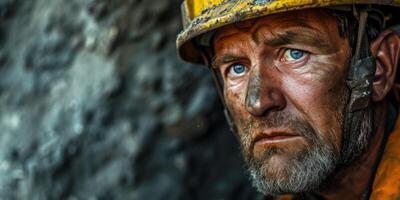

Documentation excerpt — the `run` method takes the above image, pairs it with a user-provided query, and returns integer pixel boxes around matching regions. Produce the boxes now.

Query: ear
[370,29,400,102]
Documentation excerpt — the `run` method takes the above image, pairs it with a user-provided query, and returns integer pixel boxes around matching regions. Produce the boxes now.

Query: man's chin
[250,151,304,182]
[245,145,337,196]
[250,145,306,174]
[262,155,293,175]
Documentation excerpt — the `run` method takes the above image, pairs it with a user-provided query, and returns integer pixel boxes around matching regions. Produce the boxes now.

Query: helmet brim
[177,0,400,64]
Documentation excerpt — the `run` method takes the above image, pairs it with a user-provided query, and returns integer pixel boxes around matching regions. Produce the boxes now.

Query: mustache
[240,111,320,141]
[236,111,328,161]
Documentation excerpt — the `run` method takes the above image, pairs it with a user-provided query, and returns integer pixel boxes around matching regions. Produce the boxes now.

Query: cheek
[224,83,248,126]
[282,56,348,146]
[297,82,345,146]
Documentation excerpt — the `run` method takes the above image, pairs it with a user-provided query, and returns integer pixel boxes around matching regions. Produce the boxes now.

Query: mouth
[253,129,302,147]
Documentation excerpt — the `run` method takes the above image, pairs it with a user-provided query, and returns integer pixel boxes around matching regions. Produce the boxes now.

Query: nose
[245,66,286,117]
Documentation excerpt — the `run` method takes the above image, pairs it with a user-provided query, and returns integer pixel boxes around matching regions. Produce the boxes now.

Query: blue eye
[229,64,246,75]
[290,50,304,59]
[283,49,305,61]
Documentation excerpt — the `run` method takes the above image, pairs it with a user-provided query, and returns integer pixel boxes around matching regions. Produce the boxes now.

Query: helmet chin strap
[342,7,377,164]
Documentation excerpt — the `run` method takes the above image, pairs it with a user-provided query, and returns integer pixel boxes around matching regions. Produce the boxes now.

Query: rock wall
[0,0,261,199]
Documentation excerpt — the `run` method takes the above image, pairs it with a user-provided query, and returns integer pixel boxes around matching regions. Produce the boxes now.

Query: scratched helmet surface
[177,0,400,64]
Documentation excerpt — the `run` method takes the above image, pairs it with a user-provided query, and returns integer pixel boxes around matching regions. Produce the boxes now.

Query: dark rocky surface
[0,0,262,199]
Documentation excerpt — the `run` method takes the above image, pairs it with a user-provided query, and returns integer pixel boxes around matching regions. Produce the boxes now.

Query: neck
[316,100,389,200]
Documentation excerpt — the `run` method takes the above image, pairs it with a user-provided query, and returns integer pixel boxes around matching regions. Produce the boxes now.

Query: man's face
[212,9,352,195]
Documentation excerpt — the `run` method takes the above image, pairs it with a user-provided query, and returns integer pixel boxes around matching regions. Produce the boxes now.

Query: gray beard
[245,132,337,195]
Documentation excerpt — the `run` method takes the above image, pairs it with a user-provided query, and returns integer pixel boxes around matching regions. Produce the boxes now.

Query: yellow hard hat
[177,0,400,64]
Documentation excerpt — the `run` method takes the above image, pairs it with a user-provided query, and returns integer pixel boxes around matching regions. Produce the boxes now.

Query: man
[176,1,400,199]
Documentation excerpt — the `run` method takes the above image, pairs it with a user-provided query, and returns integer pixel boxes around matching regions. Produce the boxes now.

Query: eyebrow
[211,54,247,69]
[254,29,331,51]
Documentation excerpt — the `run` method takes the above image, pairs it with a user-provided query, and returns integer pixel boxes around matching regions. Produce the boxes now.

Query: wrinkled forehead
[213,8,340,45]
